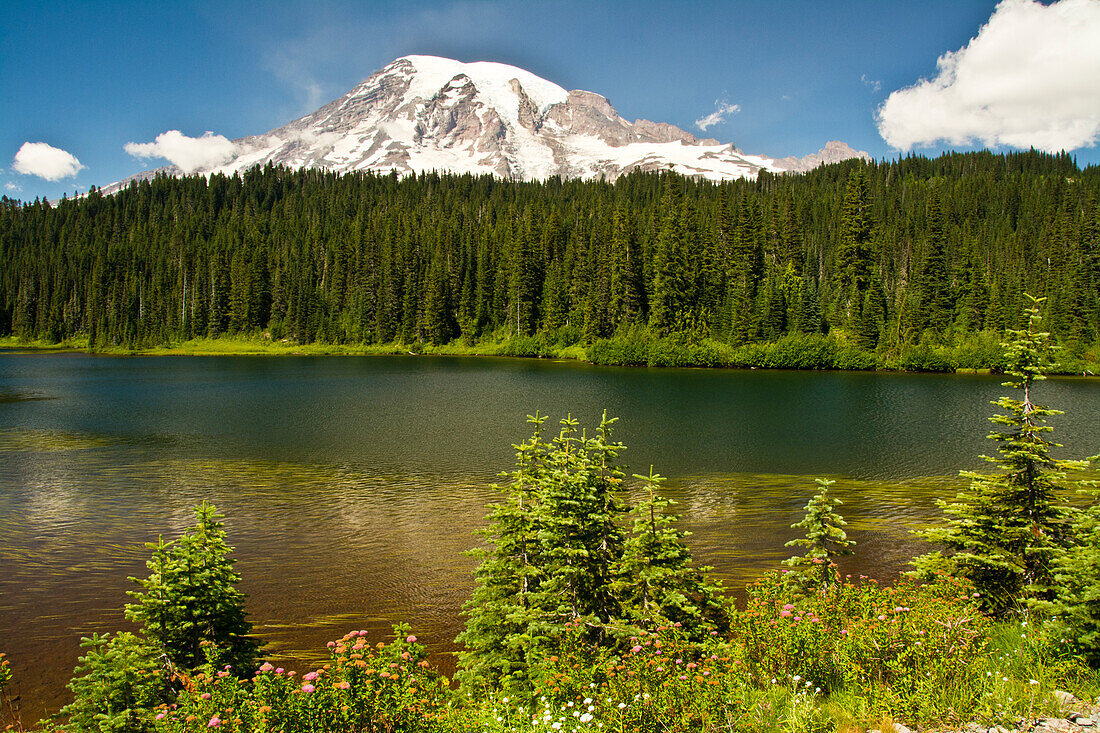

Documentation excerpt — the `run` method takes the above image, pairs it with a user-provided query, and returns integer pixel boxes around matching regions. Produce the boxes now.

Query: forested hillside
[1,151,1097,361]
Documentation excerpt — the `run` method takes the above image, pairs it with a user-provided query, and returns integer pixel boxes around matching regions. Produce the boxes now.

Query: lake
[2,353,1098,722]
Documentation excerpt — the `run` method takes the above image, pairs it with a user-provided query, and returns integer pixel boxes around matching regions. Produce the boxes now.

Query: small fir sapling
[125,501,260,673]
[783,478,855,590]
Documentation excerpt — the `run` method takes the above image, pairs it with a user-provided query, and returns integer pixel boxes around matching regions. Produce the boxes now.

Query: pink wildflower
[302,684,315,693]
[200,693,211,700]
[780,609,792,618]
[406,635,417,643]
[207,716,221,728]
[631,645,642,653]
[259,663,273,672]
[327,641,335,648]
[783,603,795,611]
[156,713,166,720]
[304,672,319,682]
[275,668,285,675]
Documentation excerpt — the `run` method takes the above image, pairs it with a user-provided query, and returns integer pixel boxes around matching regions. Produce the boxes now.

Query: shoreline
[2,335,1098,377]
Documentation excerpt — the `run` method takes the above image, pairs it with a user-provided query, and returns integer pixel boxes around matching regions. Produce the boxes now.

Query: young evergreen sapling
[783,478,855,590]
[125,501,259,673]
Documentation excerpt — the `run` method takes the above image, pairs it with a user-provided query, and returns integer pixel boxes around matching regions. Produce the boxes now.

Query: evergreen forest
[1,150,1098,370]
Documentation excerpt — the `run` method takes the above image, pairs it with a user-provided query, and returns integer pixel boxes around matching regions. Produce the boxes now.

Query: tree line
[1,149,1097,353]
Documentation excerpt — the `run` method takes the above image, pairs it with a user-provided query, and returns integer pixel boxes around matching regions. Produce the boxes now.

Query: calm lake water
[2,352,1098,721]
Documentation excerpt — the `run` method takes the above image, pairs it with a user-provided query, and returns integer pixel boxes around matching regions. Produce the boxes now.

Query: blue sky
[2,0,1098,201]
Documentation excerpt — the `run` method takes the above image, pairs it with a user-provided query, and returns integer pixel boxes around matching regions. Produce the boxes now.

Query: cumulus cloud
[5,182,22,192]
[12,142,85,180]
[124,130,238,173]
[695,101,741,131]
[876,0,1100,153]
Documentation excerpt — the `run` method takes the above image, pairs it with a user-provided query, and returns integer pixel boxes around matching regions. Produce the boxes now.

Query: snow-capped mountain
[108,55,870,190]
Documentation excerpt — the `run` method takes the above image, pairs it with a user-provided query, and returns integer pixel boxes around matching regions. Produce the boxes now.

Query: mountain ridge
[104,55,870,193]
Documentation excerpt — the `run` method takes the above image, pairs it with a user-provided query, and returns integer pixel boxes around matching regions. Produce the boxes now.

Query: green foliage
[457,413,723,694]
[738,572,991,722]
[783,479,855,590]
[615,467,727,635]
[55,632,166,733]
[126,502,260,673]
[1046,467,1100,663]
[913,296,1085,615]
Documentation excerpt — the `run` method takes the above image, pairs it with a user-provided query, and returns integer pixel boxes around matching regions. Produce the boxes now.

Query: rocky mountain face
[108,55,870,191]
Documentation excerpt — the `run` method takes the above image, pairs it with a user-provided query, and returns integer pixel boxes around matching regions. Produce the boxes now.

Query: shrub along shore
[2,328,1099,375]
[3,299,1100,733]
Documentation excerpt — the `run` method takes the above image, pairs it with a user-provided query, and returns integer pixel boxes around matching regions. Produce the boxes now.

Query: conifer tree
[913,295,1083,614]
[837,167,875,310]
[650,176,686,334]
[125,502,259,672]
[783,479,855,590]
[1045,456,1100,662]
[530,413,627,642]
[916,186,954,332]
[615,467,726,634]
[457,413,549,692]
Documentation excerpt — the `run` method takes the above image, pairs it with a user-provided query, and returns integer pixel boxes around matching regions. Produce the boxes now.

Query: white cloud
[860,74,881,93]
[695,101,741,131]
[12,142,85,181]
[124,130,238,174]
[876,0,1100,153]
[5,182,22,192]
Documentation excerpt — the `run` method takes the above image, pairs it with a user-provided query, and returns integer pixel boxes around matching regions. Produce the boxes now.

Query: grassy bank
[2,330,1098,375]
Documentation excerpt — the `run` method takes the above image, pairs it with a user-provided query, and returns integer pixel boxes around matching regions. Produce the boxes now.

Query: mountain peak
[107,56,870,192]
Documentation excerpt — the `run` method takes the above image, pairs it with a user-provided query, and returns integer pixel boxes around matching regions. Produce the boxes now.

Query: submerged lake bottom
[1,353,1098,722]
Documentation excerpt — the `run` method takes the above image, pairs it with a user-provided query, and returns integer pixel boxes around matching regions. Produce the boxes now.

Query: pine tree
[125,502,260,672]
[1045,461,1100,662]
[783,479,855,590]
[457,413,549,692]
[912,295,1083,614]
[615,467,726,635]
[650,176,687,334]
[916,186,954,332]
[58,632,166,733]
[837,167,875,303]
[530,413,627,643]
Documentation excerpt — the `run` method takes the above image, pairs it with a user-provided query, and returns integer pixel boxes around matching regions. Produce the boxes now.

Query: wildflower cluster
[738,571,990,719]
[152,625,447,733]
